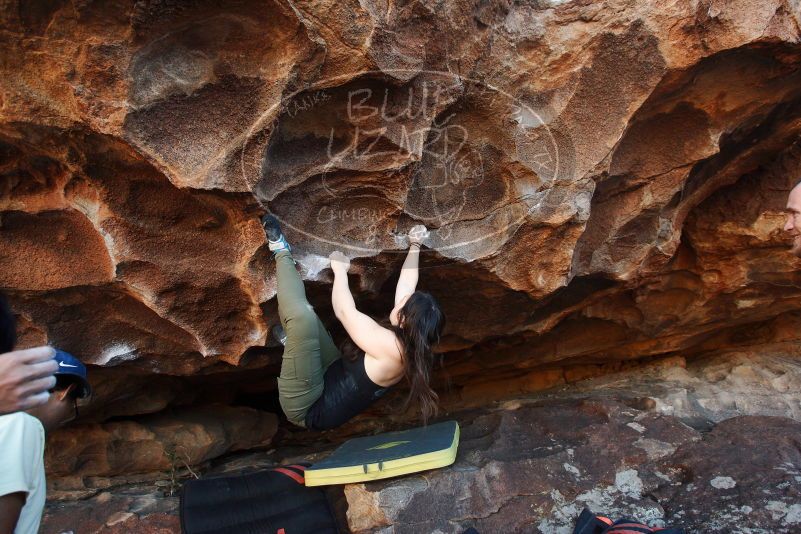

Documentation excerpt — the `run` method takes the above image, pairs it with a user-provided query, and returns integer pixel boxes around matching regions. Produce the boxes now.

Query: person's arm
[330,252,399,358]
[0,493,25,534]
[0,347,57,415]
[394,225,427,305]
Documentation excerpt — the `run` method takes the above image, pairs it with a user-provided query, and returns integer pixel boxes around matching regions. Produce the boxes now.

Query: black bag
[180,464,340,534]
[573,508,685,534]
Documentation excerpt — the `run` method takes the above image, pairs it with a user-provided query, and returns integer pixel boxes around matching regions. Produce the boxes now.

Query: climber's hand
[408,224,429,246]
[329,251,351,274]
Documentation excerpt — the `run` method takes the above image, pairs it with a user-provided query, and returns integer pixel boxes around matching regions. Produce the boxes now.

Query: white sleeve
[0,413,45,498]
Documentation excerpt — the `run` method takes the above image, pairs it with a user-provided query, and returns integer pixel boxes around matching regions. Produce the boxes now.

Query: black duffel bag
[180,464,340,534]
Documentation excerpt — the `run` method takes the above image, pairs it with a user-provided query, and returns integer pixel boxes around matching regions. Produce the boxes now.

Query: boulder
[45,405,278,479]
[0,0,800,485]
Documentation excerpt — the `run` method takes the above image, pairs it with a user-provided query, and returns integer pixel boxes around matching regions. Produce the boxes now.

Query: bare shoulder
[339,308,402,364]
[369,323,404,361]
[364,332,405,386]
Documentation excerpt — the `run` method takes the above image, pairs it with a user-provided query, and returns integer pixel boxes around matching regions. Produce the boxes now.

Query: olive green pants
[275,249,341,427]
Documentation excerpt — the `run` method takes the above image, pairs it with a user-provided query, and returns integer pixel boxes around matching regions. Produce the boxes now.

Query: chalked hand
[408,224,429,247]
[329,251,351,274]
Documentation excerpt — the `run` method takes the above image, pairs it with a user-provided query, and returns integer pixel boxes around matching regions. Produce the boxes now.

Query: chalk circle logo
[241,69,570,255]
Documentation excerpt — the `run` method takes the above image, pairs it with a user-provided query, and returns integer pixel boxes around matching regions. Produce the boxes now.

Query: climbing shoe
[261,214,291,252]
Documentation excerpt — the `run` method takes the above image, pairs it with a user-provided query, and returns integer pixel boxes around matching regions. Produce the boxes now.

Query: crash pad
[304,420,460,486]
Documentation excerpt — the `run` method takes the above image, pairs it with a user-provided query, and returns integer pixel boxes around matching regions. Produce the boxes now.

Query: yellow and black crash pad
[304,420,460,486]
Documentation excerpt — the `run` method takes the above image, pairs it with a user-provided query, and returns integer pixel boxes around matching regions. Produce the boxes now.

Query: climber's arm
[394,225,427,305]
[394,245,420,305]
[331,252,400,359]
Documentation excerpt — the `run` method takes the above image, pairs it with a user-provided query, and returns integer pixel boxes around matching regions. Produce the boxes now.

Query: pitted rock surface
[1,0,801,483]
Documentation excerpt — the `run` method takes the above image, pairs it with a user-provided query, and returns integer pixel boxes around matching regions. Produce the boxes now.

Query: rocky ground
[41,351,801,533]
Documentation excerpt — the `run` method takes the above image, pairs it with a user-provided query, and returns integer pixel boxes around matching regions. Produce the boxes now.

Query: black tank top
[304,350,389,431]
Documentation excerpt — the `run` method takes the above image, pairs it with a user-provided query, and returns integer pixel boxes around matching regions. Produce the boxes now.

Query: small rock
[784,504,801,525]
[563,463,581,477]
[627,422,647,433]
[615,469,643,499]
[710,476,737,489]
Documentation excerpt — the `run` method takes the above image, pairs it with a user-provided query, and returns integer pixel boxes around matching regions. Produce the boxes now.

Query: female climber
[261,214,446,431]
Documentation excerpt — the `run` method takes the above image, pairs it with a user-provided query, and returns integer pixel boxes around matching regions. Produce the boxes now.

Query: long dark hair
[390,291,446,423]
